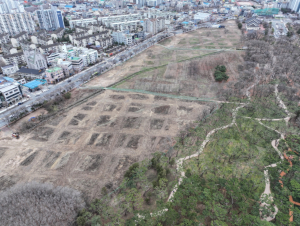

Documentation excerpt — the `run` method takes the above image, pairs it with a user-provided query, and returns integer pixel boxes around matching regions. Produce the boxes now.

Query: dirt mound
[110,95,125,100]
[88,133,100,145]
[153,105,170,115]
[52,152,71,170]
[129,94,149,100]
[150,119,164,130]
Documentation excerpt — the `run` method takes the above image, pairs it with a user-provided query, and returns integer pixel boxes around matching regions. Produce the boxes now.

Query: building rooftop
[46,67,62,73]
[17,67,45,75]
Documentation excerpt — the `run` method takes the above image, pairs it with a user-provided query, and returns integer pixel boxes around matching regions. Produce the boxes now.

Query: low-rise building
[0,82,23,106]
[39,43,60,54]
[16,67,46,79]
[45,67,64,83]
[11,31,28,47]
[68,57,83,72]
[50,28,65,40]
[112,31,135,45]
[0,33,10,44]
[79,49,98,67]
[1,64,19,75]
[3,52,26,65]
[57,59,73,77]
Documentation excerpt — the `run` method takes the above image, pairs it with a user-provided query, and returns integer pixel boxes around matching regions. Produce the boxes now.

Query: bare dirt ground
[0,21,242,199]
[0,90,209,198]
[86,21,241,89]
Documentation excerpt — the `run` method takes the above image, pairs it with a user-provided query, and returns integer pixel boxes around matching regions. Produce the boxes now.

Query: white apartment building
[0,13,35,36]
[0,83,22,106]
[1,64,19,75]
[143,18,165,35]
[69,18,98,28]
[79,49,98,67]
[99,14,143,25]
[37,5,65,31]
[0,0,25,14]
[289,0,300,12]
[112,31,133,45]
[57,59,73,77]
[111,20,141,32]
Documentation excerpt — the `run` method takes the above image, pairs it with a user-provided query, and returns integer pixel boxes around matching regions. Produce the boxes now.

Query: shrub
[124,162,139,178]
[64,92,71,99]
[214,65,229,82]
[238,23,242,29]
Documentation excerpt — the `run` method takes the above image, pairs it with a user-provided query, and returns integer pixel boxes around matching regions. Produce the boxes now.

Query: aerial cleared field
[0,90,210,197]
[87,20,243,100]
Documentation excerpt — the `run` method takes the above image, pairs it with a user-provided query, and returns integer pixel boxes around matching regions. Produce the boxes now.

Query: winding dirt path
[167,84,291,222]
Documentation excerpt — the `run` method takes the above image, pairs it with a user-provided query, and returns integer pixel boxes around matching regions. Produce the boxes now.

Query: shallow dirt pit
[43,151,62,168]
[97,115,111,126]
[30,127,55,141]
[177,106,193,116]
[154,96,167,101]
[95,133,113,147]
[58,131,71,140]
[47,115,66,126]
[78,154,102,171]
[153,105,170,115]
[116,134,127,147]
[20,151,38,166]
[87,101,97,106]
[110,95,125,100]
[74,114,87,121]
[150,119,165,130]
[88,133,100,145]
[82,106,93,111]
[69,118,79,126]
[122,117,142,129]
[103,104,117,111]
[129,94,149,100]
[126,135,142,149]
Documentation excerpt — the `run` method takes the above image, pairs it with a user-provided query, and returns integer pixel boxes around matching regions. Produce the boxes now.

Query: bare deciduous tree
[0,181,85,226]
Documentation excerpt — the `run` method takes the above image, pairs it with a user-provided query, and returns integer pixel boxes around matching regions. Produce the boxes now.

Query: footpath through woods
[162,83,292,222]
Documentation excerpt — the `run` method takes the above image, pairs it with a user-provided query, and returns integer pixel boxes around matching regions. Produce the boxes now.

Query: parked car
[18,102,23,106]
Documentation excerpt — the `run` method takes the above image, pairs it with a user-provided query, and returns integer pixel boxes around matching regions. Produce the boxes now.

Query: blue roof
[3,77,14,83]
[182,21,189,24]
[65,5,73,8]
[92,8,99,11]
[24,79,46,89]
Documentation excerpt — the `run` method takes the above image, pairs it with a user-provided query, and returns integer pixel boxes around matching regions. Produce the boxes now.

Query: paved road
[0,31,170,128]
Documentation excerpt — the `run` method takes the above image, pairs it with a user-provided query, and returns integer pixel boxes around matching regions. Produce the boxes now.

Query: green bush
[63,92,71,99]
[124,163,139,178]
[214,65,229,82]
